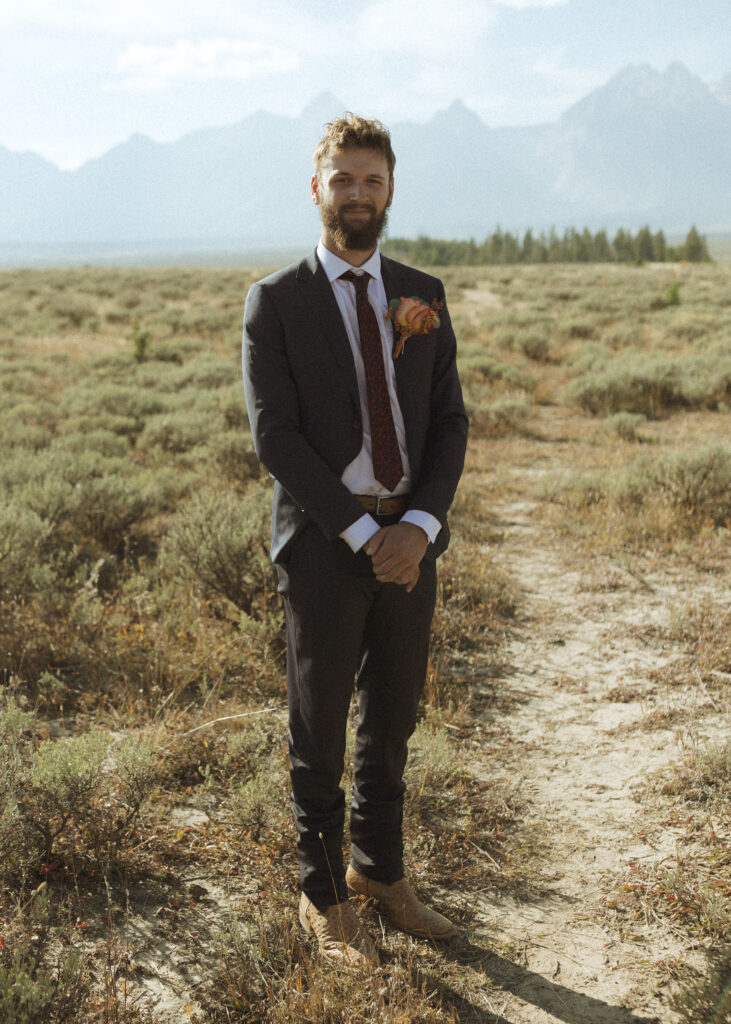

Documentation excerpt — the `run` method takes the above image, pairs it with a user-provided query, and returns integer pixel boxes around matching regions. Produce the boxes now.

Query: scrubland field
[0,260,729,1023]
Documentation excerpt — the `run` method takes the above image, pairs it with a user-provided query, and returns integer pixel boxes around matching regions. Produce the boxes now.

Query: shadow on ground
[412,938,658,1024]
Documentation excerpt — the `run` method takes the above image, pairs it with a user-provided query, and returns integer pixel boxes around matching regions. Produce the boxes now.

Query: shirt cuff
[339,513,380,552]
[401,509,442,544]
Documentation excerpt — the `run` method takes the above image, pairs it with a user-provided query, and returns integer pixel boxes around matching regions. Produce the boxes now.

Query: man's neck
[320,236,377,268]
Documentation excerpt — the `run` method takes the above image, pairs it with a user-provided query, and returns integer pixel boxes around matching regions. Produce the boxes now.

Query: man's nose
[348,180,366,200]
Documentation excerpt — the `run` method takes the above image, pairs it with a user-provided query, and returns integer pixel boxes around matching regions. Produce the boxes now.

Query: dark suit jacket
[242,249,468,564]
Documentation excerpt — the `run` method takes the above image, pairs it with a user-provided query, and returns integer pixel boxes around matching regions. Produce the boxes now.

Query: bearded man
[242,113,468,965]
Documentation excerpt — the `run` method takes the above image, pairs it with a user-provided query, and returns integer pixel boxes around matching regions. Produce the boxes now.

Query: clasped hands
[363,522,429,593]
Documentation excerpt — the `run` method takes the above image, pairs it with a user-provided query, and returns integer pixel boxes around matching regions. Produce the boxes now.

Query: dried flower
[386,296,442,357]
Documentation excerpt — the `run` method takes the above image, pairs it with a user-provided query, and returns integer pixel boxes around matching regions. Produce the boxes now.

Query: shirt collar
[316,240,382,285]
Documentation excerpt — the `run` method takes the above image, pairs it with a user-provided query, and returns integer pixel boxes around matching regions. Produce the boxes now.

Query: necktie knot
[340,270,370,295]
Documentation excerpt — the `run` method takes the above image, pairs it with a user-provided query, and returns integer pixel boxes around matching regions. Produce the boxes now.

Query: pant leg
[276,523,377,907]
[349,557,437,883]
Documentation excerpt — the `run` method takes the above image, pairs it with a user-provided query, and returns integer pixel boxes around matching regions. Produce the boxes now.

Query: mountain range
[1,61,730,262]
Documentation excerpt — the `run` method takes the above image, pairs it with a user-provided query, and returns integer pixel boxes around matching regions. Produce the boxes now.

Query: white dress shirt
[316,241,442,552]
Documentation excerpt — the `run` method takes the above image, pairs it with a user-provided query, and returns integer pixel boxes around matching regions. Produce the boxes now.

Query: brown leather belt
[356,494,410,516]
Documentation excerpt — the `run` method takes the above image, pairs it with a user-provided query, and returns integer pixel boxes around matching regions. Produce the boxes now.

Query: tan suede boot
[346,866,458,940]
[299,894,379,965]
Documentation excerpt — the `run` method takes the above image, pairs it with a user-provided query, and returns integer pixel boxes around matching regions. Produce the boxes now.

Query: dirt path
[467,476,725,1023]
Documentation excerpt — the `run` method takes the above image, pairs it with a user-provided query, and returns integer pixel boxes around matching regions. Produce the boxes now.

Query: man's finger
[376,560,417,583]
[371,550,405,573]
[363,528,387,557]
[404,572,420,593]
[373,558,417,579]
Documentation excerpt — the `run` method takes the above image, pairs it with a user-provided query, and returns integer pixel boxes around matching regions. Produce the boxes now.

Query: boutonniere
[386,296,443,358]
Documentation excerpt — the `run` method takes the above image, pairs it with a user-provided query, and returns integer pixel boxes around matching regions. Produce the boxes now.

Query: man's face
[312,147,394,252]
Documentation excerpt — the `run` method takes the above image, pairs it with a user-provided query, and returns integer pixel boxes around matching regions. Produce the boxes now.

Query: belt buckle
[375,496,386,515]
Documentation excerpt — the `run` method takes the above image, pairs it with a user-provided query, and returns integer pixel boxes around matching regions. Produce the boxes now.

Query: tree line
[383,225,711,266]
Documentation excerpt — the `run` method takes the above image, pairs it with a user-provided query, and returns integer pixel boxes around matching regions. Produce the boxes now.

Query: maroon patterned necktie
[341,270,404,492]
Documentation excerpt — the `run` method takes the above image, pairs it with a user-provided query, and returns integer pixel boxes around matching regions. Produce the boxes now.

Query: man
[242,113,468,966]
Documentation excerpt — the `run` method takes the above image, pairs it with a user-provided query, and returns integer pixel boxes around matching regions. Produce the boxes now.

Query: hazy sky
[2,0,729,169]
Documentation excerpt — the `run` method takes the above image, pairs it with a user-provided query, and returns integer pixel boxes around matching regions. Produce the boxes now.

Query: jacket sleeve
[407,281,469,525]
[242,280,366,540]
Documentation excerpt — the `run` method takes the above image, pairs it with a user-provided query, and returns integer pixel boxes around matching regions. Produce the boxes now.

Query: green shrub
[0,693,157,877]
[58,383,167,434]
[646,446,731,524]
[562,354,680,416]
[164,482,276,619]
[603,411,646,442]
[562,352,731,416]
[50,429,129,459]
[150,337,206,363]
[4,397,59,430]
[664,316,711,342]
[17,474,81,531]
[568,342,612,373]
[11,453,157,551]
[57,412,139,438]
[665,279,681,306]
[548,446,731,535]
[137,409,217,454]
[515,329,550,361]
[209,431,261,486]
[229,771,282,840]
[464,393,532,438]
[603,325,645,350]
[173,355,237,391]
[680,355,731,409]
[0,504,55,600]
[458,351,534,391]
[42,293,98,330]
[131,323,151,363]
[562,318,595,339]
[0,912,85,1024]
[218,384,249,430]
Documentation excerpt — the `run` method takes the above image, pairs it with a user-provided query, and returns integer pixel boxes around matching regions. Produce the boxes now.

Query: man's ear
[311,174,320,205]
[387,176,394,208]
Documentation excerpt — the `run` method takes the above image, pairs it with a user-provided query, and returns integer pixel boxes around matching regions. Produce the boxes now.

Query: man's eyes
[332,177,384,187]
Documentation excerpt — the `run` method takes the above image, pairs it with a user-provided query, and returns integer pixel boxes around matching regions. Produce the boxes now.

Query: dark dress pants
[275,517,437,908]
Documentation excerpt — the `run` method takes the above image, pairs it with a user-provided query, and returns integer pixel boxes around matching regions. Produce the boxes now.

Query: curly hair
[313,112,396,178]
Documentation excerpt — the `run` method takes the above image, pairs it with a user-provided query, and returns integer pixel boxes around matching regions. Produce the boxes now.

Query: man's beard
[321,201,389,251]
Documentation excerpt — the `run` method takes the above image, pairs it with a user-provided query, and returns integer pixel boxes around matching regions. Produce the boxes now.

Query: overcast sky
[2,0,729,169]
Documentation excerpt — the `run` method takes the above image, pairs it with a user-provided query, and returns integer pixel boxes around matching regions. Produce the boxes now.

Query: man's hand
[364,522,429,592]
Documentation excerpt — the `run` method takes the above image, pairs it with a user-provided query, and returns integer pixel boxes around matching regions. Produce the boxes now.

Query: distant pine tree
[635,226,654,264]
[613,229,634,263]
[547,228,562,263]
[653,230,667,262]
[594,230,612,261]
[683,225,711,262]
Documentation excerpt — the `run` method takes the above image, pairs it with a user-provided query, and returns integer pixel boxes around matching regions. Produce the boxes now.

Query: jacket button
[352,420,361,430]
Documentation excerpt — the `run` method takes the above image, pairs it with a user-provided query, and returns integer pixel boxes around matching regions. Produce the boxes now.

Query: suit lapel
[380,252,402,314]
[297,250,359,407]
[380,253,410,401]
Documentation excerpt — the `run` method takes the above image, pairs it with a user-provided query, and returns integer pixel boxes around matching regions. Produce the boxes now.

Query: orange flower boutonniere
[386,296,443,358]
